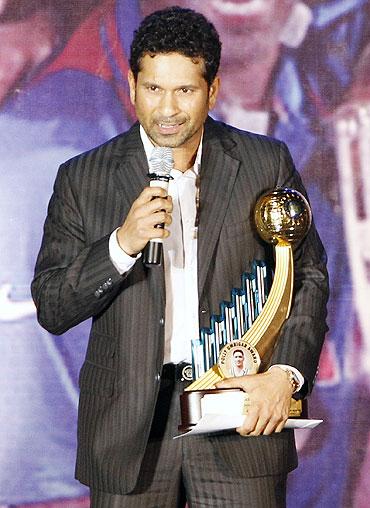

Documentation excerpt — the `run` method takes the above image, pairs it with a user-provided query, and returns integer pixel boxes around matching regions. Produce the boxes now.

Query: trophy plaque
[179,187,311,432]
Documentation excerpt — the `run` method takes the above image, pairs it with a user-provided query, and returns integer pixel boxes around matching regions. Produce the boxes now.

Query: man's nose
[158,92,179,117]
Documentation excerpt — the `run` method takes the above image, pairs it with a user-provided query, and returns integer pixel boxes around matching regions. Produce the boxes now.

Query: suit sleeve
[269,141,329,396]
[31,163,127,335]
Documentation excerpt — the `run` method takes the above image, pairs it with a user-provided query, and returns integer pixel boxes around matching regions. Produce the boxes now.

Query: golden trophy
[179,187,312,431]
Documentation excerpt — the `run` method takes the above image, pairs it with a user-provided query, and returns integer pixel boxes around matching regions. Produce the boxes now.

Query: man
[230,349,248,377]
[32,6,328,507]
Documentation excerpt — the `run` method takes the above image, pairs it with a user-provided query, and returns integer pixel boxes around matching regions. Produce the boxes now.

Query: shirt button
[200,308,208,314]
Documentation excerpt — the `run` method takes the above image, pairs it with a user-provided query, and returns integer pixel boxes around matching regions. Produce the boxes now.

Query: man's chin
[148,131,189,148]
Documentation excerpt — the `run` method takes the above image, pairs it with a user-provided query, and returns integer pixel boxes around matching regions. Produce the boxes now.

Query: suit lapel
[198,119,240,299]
[113,123,149,205]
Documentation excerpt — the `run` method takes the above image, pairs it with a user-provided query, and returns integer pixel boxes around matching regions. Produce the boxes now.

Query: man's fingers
[136,186,170,205]
[237,403,271,436]
[270,420,286,434]
[236,410,259,436]
[133,196,172,218]
[237,412,287,437]
[147,197,173,216]
[134,207,172,236]
[131,192,173,227]
[216,376,248,390]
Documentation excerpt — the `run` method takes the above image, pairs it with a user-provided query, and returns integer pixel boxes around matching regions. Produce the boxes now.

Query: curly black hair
[129,6,221,86]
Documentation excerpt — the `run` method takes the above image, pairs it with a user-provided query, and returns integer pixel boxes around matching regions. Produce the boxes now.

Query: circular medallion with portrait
[218,340,260,379]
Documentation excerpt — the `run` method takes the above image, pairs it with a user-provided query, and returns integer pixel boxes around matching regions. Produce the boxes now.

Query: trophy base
[179,388,307,433]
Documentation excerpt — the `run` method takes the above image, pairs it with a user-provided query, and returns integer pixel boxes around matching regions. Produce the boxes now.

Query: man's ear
[127,70,136,106]
[208,76,220,110]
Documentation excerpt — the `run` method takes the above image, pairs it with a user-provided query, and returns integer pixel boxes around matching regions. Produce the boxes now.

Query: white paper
[174,414,323,439]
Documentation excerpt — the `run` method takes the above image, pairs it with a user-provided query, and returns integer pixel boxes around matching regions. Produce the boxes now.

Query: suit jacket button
[155,372,161,382]
[102,282,108,290]
[94,290,101,298]
[159,317,164,326]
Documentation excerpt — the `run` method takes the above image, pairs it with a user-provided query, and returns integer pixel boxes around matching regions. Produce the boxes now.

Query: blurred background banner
[1,1,369,506]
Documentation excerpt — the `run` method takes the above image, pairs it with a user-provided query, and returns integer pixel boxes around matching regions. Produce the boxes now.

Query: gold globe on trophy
[179,188,312,431]
[254,187,312,245]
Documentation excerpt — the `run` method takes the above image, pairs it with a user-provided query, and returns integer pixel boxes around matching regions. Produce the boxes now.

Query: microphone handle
[143,174,170,267]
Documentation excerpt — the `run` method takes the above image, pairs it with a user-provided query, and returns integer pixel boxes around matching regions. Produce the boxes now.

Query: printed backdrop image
[1,0,369,506]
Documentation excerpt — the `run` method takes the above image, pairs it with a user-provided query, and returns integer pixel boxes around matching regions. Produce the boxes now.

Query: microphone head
[149,147,174,177]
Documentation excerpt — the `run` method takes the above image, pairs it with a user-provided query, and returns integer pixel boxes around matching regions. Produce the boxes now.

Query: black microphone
[142,146,174,266]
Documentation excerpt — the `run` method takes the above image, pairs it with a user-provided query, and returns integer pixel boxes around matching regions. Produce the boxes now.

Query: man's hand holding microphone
[117,146,174,263]
[116,186,173,257]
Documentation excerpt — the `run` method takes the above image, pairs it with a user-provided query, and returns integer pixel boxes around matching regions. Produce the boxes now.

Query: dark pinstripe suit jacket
[32,117,328,494]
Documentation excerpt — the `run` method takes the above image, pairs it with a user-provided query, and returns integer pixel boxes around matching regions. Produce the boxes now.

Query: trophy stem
[245,240,293,366]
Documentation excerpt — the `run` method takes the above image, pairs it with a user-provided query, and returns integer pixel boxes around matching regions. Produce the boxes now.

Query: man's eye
[180,88,192,94]
[148,86,159,92]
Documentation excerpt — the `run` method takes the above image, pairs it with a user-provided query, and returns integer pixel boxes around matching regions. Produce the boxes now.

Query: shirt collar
[139,125,203,175]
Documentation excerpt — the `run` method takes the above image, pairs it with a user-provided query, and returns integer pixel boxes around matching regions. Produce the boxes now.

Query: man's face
[233,351,244,368]
[128,52,219,152]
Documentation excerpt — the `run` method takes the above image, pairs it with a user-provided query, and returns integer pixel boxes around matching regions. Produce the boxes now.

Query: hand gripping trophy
[180,187,312,431]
